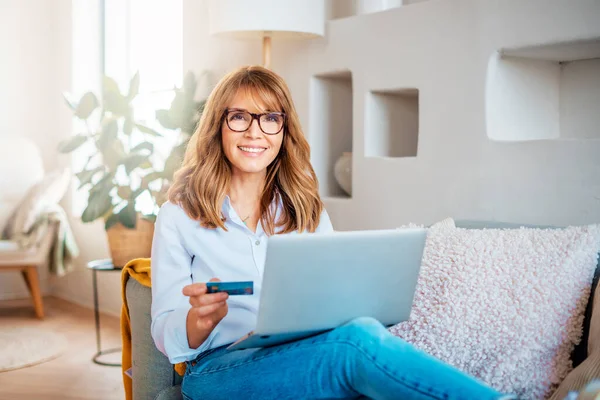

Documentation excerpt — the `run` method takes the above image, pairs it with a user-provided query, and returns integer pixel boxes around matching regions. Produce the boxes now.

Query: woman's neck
[228,171,265,204]
[228,171,266,232]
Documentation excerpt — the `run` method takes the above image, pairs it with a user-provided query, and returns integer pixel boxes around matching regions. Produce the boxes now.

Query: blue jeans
[182,317,511,400]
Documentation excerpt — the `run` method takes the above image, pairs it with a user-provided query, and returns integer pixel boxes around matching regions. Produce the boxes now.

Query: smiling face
[221,89,284,178]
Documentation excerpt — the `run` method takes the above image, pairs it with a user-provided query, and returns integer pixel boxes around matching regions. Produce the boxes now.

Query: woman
[151,65,515,400]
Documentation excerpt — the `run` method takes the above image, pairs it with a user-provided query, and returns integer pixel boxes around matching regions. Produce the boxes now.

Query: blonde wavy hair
[168,65,324,235]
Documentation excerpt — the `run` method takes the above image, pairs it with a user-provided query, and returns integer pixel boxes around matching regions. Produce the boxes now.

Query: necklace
[242,215,250,225]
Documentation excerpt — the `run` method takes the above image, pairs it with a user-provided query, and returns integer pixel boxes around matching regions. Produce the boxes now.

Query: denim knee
[334,317,389,347]
[341,316,385,331]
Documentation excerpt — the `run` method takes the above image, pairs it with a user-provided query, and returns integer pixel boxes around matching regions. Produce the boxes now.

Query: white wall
[0,0,72,300]
[271,0,600,232]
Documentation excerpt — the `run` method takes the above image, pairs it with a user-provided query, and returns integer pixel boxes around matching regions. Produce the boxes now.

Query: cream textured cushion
[390,219,600,399]
[4,168,71,238]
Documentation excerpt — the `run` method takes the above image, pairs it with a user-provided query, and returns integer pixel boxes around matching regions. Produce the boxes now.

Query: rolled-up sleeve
[150,202,218,364]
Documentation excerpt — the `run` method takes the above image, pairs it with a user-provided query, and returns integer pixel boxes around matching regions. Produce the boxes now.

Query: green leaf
[75,92,99,119]
[104,213,119,230]
[163,147,184,180]
[156,109,177,130]
[139,161,153,169]
[183,71,197,98]
[118,201,137,229]
[97,119,118,151]
[90,172,115,193]
[76,166,104,189]
[82,154,95,171]
[131,187,146,200]
[122,153,149,175]
[151,188,169,207]
[102,140,126,172]
[58,134,88,153]
[168,92,192,128]
[82,185,113,223]
[174,141,188,155]
[135,123,163,137]
[183,116,200,135]
[123,116,133,135]
[130,141,154,153]
[141,214,157,223]
[104,91,129,116]
[177,136,191,154]
[141,171,163,188]
[196,100,206,115]
[117,186,132,200]
[103,76,121,95]
[63,93,77,111]
[127,71,140,100]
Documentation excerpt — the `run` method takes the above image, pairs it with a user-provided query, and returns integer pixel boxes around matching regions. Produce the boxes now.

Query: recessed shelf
[486,38,600,141]
[310,70,353,198]
[500,38,600,62]
[365,88,419,158]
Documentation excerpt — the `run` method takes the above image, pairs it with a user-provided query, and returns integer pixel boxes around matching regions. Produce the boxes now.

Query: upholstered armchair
[0,136,73,318]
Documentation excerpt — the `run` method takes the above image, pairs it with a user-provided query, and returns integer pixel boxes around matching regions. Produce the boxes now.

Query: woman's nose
[244,118,262,138]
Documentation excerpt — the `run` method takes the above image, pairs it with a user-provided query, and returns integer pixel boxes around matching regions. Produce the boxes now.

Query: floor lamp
[207,0,325,70]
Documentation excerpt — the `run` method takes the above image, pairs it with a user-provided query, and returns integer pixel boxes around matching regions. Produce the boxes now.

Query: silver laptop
[227,227,427,351]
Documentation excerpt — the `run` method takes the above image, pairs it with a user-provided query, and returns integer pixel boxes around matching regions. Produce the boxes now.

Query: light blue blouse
[150,198,334,364]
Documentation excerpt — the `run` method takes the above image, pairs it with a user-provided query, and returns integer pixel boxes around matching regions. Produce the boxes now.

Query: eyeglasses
[224,109,285,135]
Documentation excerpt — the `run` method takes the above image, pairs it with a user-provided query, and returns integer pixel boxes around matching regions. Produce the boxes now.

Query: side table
[87,259,122,367]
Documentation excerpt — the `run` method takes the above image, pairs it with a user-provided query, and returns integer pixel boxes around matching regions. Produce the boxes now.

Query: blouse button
[255,240,260,246]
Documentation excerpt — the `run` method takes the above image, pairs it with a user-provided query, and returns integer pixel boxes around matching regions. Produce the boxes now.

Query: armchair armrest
[126,278,182,400]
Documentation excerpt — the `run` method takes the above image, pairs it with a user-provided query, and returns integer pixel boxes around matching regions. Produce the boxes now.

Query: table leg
[91,268,122,367]
[93,268,101,353]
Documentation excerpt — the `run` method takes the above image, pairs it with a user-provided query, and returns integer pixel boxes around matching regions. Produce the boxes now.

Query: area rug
[0,326,67,372]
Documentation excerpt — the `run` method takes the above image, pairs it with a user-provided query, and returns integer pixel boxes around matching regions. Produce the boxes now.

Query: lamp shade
[208,0,325,39]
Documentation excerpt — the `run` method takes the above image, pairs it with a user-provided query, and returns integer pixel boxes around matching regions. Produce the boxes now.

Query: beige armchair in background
[0,136,75,319]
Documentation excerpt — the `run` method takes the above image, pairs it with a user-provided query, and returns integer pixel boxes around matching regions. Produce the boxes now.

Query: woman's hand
[183,278,229,349]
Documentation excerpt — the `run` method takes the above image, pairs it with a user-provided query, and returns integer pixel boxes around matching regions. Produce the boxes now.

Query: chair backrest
[0,136,44,233]
[126,278,182,400]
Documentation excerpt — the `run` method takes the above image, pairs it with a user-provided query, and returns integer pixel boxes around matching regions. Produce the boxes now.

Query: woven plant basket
[105,216,155,268]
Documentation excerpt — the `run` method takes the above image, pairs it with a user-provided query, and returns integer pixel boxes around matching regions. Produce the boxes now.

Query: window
[71,0,183,216]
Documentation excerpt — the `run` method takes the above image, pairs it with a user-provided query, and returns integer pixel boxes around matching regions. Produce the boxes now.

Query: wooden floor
[0,296,124,400]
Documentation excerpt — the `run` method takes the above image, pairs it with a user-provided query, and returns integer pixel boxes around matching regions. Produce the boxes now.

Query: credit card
[205,281,254,296]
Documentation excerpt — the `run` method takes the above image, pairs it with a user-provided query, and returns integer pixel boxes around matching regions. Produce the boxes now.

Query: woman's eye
[230,113,248,121]
[265,114,281,123]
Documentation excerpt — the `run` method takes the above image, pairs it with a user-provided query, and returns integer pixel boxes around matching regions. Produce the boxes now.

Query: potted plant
[58,72,204,267]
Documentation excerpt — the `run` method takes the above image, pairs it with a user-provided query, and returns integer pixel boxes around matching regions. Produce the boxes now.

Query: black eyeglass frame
[223,109,286,135]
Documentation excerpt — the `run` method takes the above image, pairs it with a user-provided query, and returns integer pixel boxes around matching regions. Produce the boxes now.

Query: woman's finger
[182,283,207,297]
[194,302,227,318]
[188,292,228,307]
[182,278,221,296]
